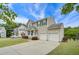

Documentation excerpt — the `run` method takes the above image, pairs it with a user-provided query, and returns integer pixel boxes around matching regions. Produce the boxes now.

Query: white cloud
[34,3,40,11]
[14,16,28,24]
[8,4,13,9]
[28,4,47,20]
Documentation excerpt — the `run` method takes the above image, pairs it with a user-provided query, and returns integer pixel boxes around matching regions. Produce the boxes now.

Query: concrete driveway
[0,40,59,55]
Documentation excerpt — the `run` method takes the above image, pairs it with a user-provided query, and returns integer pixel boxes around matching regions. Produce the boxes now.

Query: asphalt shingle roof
[48,23,63,30]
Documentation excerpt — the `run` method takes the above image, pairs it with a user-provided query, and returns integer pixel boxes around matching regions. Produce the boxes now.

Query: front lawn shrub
[62,36,68,42]
[22,36,28,39]
[21,32,28,39]
[32,37,39,40]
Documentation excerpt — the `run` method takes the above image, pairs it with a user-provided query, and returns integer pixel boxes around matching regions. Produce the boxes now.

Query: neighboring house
[14,17,64,42]
[13,24,28,37]
[0,27,6,38]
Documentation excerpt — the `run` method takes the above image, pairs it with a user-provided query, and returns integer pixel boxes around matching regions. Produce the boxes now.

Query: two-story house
[14,17,64,42]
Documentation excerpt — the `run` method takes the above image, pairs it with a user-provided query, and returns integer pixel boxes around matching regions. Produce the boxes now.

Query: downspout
[59,28,60,42]
[46,19,48,41]
[47,29,48,41]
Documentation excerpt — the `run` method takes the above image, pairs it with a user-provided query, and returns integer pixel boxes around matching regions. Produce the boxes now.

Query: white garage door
[39,33,47,41]
[48,33,59,42]
[39,33,59,42]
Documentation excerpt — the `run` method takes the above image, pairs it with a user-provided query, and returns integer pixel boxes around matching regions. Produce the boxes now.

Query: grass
[48,40,79,55]
[0,38,27,48]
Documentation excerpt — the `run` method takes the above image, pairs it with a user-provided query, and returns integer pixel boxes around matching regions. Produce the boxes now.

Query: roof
[48,23,63,30]
[27,26,37,31]
[26,19,34,25]
[17,24,27,28]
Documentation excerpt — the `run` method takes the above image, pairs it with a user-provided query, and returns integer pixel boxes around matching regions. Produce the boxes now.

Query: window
[40,21,42,26]
[28,31,30,35]
[35,31,38,35]
[38,22,40,26]
[31,31,33,35]
[43,19,47,25]
[37,19,47,27]
[37,22,40,26]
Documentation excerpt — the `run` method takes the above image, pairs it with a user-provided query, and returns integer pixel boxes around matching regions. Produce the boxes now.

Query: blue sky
[7,3,79,27]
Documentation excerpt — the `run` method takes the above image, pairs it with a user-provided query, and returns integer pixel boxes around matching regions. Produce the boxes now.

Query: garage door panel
[39,33,47,41]
[39,33,59,42]
[48,33,59,41]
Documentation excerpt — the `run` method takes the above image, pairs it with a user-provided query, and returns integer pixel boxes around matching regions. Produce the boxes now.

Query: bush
[22,36,28,39]
[32,37,39,40]
[62,36,68,42]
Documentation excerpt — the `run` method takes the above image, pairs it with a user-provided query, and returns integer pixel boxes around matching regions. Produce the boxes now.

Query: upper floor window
[37,19,47,27]
[42,19,47,25]
[37,21,40,26]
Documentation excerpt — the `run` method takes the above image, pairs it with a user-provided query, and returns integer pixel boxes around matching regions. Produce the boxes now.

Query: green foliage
[48,40,79,55]
[0,3,17,25]
[0,38,27,48]
[61,3,79,14]
[64,27,79,39]
[76,5,79,12]
[0,23,19,37]
[0,24,13,37]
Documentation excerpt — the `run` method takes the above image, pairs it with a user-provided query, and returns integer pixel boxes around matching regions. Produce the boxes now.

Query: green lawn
[0,38,27,48]
[48,40,79,55]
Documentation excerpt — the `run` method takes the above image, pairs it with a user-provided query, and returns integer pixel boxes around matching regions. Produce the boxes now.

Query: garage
[48,33,59,42]
[39,32,60,42]
[38,23,64,42]
[39,33,47,41]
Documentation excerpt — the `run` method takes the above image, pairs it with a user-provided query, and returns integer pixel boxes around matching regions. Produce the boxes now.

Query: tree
[0,23,20,37]
[0,3,17,28]
[61,3,79,14]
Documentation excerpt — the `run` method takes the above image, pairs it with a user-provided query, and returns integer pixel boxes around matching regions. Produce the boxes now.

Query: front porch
[27,26,38,38]
[27,30,38,38]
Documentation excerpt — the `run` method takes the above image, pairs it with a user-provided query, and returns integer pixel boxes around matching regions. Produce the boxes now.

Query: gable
[18,25,27,31]
[27,20,34,27]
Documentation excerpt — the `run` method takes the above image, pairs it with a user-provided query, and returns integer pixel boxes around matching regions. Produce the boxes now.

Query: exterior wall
[14,25,27,37]
[0,27,6,38]
[0,31,6,38]
[59,24,64,41]
[37,26,48,40]
[37,17,58,41]
[47,17,56,27]
[18,30,27,37]
[38,26,48,34]
[27,20,33,27]
[18,25,27,37]
[48,29,59,34]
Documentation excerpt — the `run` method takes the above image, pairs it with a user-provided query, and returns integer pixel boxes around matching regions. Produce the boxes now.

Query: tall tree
[61,3,79,14]
[0,3,17,28]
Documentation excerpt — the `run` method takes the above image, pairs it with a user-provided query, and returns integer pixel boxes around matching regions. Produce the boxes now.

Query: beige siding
[38,26,48,33]
[59,25,64,41]
[47,17,56,27]
[27,20,33,27]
